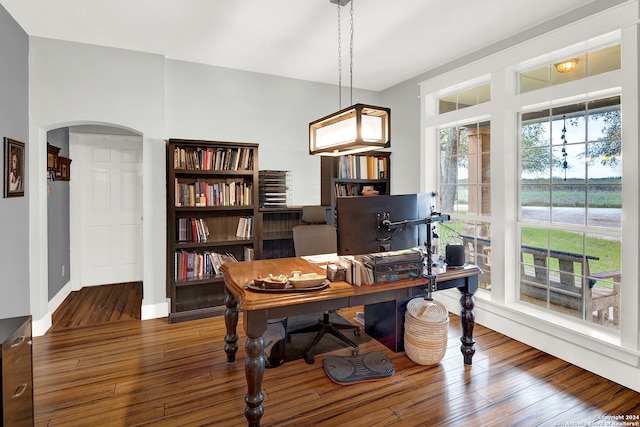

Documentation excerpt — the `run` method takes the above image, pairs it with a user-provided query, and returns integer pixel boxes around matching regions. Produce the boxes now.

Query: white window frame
[419,2,639,368]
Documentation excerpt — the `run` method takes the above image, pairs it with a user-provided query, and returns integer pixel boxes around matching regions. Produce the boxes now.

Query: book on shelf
[175,178,252,207]
[174,146,254,171]
[244,246,254,261]
[174,250,238,281]
[236,216,254,238]
[337,154,388,180]
[176,218,210,243]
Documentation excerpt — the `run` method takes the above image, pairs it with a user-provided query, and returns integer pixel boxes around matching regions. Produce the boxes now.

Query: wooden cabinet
[46,143,72,181]
[321,151,391,225]
[166,139,259,322]
[1,316,33,427]
[257,207,302,259]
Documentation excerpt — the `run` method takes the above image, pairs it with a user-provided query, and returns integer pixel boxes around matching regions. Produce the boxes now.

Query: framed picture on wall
[4,137,25,198]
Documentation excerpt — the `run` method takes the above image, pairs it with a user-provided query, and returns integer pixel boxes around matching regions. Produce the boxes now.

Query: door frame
[69,130,144,291]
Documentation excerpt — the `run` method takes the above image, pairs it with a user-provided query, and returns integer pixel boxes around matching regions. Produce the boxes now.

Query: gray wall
[46,127,70,300]
[0,5,29,318]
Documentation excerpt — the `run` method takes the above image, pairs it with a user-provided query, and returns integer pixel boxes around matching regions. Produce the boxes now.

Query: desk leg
[224,290,239,363]
[458,276,477,365]
[244,310,268,427]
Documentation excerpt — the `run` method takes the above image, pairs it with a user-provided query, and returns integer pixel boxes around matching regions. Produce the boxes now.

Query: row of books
[176,217,210,243]
[337,154,388,180]
[334,182,383,198]
[236,216,254,239]
[174,250,238,281]
[174,146,254,171]
[175,179,252,207]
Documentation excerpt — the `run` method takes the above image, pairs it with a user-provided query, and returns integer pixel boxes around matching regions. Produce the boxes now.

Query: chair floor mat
[323,351,395,385]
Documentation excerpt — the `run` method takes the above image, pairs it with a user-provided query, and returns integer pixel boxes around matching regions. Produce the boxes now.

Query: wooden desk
[221,257,480,427]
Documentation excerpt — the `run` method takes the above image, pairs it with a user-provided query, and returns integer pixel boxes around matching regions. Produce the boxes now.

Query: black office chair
[288,205,360,364]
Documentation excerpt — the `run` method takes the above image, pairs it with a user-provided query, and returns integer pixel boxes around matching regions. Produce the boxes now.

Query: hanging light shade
[309,103,390,156]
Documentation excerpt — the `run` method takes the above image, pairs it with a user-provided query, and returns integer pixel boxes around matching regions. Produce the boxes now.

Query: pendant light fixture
[309,0,390,156]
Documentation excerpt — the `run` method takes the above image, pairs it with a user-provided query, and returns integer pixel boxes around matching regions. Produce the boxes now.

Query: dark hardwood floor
[33,284,640,426]
[50,281,142,330]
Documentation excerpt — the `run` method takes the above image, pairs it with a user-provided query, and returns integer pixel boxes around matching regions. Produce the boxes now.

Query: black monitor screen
[336,193,432,256]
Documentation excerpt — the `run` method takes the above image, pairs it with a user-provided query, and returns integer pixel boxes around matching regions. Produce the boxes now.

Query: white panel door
[75,134,143,286]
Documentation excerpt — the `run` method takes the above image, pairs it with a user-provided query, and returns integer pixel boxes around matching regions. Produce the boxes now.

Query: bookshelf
[257,207,303,259]
[166,139,259,322]
[321,151,391,225]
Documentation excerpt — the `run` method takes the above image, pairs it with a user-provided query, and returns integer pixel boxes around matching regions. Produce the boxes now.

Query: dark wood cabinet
[1,316,33,427]
[256,207,302,259]
[166,139,259,322]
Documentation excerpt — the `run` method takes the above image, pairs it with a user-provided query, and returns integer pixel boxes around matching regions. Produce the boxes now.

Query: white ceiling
[1,0,598,91]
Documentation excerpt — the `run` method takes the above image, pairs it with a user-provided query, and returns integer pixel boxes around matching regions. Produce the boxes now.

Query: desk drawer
[1,316,34,427]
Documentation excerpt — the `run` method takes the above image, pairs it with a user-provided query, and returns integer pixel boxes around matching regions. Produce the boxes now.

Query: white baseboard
[141,300,169,320]
[434,289,640,393]
[31,281,73,336]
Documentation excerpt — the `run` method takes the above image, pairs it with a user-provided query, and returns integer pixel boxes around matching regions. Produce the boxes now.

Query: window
[519,44,620,93]
[439,121,492,290]
[519,96,621,327]
[438,83,490,114]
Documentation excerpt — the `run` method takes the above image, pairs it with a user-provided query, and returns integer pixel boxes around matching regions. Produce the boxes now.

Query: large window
[439,121,492,290]
[519,97,622,328]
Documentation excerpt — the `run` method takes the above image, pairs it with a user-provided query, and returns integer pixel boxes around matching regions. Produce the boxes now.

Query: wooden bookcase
[166,139,259,322]
[321,151,391,225]
[256,207,303,259]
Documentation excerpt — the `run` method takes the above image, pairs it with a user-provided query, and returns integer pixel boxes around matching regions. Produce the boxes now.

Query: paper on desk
[301,253,343,265]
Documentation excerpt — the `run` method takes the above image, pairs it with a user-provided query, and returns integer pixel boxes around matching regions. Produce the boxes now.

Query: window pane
[585,232,621,327]
[457,87,478,109]
[588,44,621,76]
[520,227,550,310]
[520,65,550,93]
[467,185,480,215]
[521,146,551,182]
[587,183,621,227]
[552,144,586,183]
[551,54,587,85]
[552,184,586,225]
[521,184,550,221]
[456,185,468,215]
[478,84,491,104]
[439,94,457,114]
[481,185,491,215]
[547,229,584,319]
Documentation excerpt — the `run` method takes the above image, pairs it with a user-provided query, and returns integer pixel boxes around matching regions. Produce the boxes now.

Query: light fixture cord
[337,0,355,109]
[337,3,342,109]
[349,0,354,105]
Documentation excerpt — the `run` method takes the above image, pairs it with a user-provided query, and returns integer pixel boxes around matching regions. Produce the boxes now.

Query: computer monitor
[336,193,434,256]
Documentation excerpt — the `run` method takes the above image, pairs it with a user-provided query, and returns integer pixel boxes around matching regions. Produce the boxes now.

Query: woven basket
[404,298,449,365]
